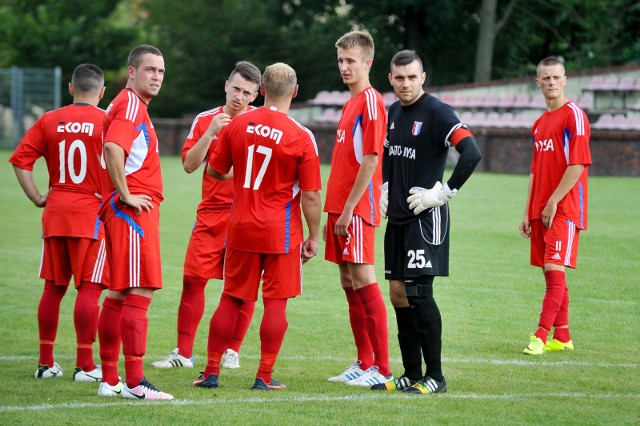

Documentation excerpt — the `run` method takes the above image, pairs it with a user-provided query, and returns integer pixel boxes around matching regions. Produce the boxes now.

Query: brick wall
[153,118,640,177]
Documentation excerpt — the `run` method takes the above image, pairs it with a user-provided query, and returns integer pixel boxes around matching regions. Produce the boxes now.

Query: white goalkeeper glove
[407,181,457,215]
[380,182,389,218]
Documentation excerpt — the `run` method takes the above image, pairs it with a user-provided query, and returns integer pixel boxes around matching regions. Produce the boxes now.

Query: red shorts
[324,213,376,265]
[183,210,229,279]
[104,205,162,291]
[222,245,302,302]
[39,236,109,288]
[530,214,580,268]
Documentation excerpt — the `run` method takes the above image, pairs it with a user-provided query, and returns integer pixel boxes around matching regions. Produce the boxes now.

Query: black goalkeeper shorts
[384,203,450,279]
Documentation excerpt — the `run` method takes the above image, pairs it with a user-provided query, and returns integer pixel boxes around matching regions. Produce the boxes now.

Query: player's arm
[446,129,482,190]
[407,127,481,215]
[103,141,153,215]
[183,113,231,173]
[334,153,378,235]
[301,189,322,263]
[380,142,390,218]
[12,165,47,207]
[541,164,585,228]
[519,173,534,238]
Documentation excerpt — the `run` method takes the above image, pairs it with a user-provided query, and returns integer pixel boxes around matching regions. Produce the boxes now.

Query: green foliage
[0,0,638,116]
[1,152,639,424]
[0,0,140,106]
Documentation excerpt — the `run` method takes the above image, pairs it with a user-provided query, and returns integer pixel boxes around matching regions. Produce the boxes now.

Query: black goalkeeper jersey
[384,93,461,225]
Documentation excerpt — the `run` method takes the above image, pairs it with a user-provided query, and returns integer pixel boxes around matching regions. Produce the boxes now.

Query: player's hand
[407,182,457,215]
[519,217,531,238]
[541,201,557,229]
[380,182,389,219]
[33,191,48,208]
[301,238,318,264]
[204,113,231,138]
[322,223,327,241]
[121,193,154,215]
[335,210,352,236]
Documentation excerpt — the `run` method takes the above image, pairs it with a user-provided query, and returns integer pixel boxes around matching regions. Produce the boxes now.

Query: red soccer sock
[552,286,571,342]
[204,293,242,377]
[343,287,373,370]
[37,280,68,366]
[537,270,566,343]
[121,293,151,388]
[229,300,256,353]
[98,296,123,385]
[176,275,207,358]
[257,298,288,383]
[74,282,103,371]
[356,283,390,377]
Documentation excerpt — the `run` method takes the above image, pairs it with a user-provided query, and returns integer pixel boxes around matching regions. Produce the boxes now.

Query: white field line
[1,392,639,413]
[1,354,638,369]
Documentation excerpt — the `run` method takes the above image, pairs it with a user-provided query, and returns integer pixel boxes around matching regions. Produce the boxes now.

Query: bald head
[262,63,297,98]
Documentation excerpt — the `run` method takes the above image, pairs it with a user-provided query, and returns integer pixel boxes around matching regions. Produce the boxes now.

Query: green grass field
[0,151,638,425]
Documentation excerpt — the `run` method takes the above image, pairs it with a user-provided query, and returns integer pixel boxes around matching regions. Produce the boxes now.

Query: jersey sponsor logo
[336,129,346,144]
[412,121,423,136]
[535,138,555,152]
[57,121,95,136]
[388,145,416,159]
[246,122,283,144]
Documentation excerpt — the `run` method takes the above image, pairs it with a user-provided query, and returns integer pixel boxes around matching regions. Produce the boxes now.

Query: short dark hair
[390,50,423,71]
[127,44,163,69]
[229,61,261,87]
[71,64,104,93]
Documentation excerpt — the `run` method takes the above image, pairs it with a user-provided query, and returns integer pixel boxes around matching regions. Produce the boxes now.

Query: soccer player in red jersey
[192,62,322,390]
[152,62,261,370]
[10,64,108,382]
[323,31,392,387]
[96,44,173,399]
[520,57,591,355]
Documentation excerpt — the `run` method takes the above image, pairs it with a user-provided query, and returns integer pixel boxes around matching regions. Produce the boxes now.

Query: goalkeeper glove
[380,182,389,218]
[407,181,457,215]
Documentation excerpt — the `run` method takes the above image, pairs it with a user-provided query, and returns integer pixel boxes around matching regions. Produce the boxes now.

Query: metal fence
[0,67,61,149]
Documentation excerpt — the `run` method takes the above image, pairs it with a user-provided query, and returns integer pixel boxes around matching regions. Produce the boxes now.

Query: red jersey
[182,105,256,213]
[324,87,386,226]
[529,101,591,229]
[209,107,322,254]
[101,88,163,220]
[9,104,105,239]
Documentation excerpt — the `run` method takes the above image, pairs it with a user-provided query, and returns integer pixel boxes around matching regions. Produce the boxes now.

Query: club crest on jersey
[412,121,423,136]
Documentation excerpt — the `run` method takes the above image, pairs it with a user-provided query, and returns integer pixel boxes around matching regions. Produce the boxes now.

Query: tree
[0,0,140,105]
[474,0,518,82]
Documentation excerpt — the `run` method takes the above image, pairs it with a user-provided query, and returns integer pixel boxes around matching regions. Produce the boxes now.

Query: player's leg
[325,213,371,380]
[71,236,106,381]
[224,298,256,369]
[105,206,172,399]
[36,237,71,378]
[194,247,260,388]
[403,276,448,395]
[251,248,302,390]
[73,281,103,380]
[345,216,391,385]
[253,297,288,390]
[97,290,124,395]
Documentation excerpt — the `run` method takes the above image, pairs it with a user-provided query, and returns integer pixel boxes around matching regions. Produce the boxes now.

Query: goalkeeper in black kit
[371,50,482,394]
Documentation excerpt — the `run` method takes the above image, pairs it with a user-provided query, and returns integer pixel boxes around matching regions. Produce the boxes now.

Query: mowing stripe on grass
[2,354,638,369]
[1,392,639,412]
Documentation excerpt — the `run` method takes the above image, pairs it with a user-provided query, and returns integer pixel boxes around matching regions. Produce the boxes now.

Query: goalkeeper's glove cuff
[440,183,457,202]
